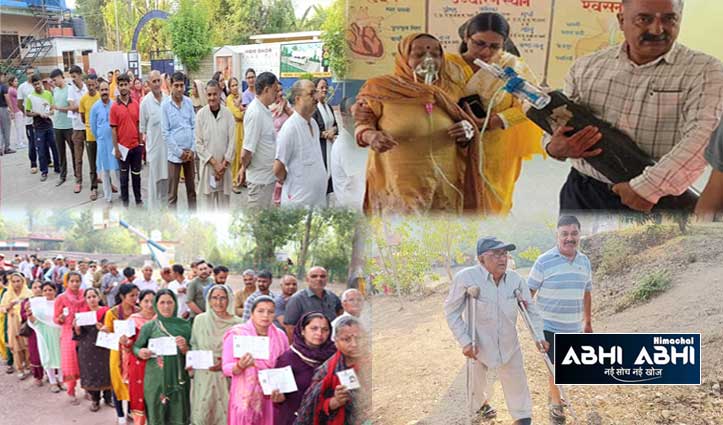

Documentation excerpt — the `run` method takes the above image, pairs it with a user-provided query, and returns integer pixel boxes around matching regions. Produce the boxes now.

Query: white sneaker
[117,417,127,424]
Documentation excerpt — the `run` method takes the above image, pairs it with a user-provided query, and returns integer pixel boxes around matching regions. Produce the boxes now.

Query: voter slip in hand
[186,350,214,370]
[114,320,136,337]
[232,335,270,360]
[258,366,298,395]
[148,336,178,356]
[75,311,97,327]
[96,331,120,351]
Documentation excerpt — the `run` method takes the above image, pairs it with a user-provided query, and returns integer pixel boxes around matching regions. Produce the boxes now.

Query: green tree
[175,217,218,263]
[168,0,212,72]
[75,0,107,47]
[231,209,305,270]
[418,216,477,282]
[320,0,348,79]
[100,0,172,58]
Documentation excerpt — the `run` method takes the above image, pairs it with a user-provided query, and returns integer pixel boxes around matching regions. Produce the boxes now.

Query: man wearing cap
[445,236,547,425]
[527,215,592,425]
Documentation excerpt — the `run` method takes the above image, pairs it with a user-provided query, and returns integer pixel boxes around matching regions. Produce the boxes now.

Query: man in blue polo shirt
[528,215,592,425]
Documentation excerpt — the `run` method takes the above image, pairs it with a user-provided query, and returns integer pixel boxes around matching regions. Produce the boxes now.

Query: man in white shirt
[133,264,159,292]
[140,70,169,208]
[331,288,367,341]
[18,255,33,279]
[16,66,41,174]
[274,79,327,208]
[330,97,367,211]
[168,263,189,318]
[236,72,280,208]
[444,236,548,424]
[66,65,88,194]
[78,258,94,290]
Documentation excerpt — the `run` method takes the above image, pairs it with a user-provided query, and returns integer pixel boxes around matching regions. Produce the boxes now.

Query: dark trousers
[34,127,55,175]
[26,125,36,167]
[112,391,127,418]
[168,160,197,210]
[119,145,143,206]
[89,389,112,403]
[85,140,98,190]
[559,168,628,212]
[71,130,86,183]
[54,128,74,180]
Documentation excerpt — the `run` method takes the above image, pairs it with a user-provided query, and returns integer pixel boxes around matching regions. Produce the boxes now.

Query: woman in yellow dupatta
[446,13,545,215]
[227,77,246,194]
[0,273,33,379]
[355,33,483,214]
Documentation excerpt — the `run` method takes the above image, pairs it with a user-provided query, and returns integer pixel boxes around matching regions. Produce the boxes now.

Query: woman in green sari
[189,284,242,425]
[28,281,63,392]
[133,289,192,425]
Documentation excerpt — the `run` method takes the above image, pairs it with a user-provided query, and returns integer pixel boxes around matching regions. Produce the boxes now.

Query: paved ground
[0,144,250,212]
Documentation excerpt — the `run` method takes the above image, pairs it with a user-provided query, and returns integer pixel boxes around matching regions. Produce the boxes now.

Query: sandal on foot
[70,396,80,406]
[475,403,497,420]
[550,404,566,425]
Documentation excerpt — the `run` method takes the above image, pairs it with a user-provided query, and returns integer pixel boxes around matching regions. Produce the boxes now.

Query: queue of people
[0,255,370,425]
[2,64,367,213]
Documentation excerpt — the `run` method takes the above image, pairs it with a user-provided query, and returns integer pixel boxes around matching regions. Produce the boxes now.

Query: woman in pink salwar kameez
[53,271,88,405]
[223,295,289,425]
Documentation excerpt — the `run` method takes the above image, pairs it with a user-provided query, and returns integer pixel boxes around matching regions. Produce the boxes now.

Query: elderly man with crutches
[445,236,548,425]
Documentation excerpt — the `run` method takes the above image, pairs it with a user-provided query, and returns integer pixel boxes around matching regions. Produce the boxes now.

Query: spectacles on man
[309,272,326,278]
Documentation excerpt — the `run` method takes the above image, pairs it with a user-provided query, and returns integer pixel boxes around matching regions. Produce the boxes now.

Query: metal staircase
[1,4,67,80]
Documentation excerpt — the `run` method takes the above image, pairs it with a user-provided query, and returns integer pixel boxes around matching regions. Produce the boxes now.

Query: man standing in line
[283,266,342,338]
[134,264,158,292]
[66,65,88,194]
[23,74,55,182]
[90,81,120,203]
[528,215,592,425]
[241,270,276,322]
[0,71,14,155]
[195,80,236,209]
[169,264,189,319]
[140,70,169,208]
[17,67,44,173]
[237,72,280,208]
[50,68,75,187]
[445,237,547,425]
[101,262,123,307]
[330,96,367,211]
[274,79,328,208]
[273,274,298,330]
[78,74,101,200]
[110,74,142,207]
[234,269,257,317]
[162,71,196,210]
[186,261,213,319]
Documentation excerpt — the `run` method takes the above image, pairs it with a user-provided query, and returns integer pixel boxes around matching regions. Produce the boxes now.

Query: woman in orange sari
[446,13,545,214]
[355,33,483,214]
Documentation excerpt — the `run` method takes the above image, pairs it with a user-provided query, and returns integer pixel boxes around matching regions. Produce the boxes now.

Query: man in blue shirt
[162,71,196,210]
[528,215,592,425]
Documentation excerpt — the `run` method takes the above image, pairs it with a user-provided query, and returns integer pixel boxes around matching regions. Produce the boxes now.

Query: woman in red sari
[53,271,88,405]
[20,280,44,386]
[125,289,156,425]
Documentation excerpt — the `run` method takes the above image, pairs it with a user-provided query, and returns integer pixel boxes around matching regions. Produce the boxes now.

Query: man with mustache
[545,0,723,213]
[528,215,592,424]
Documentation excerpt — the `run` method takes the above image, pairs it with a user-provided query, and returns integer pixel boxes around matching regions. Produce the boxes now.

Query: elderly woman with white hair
[295,315,370,425]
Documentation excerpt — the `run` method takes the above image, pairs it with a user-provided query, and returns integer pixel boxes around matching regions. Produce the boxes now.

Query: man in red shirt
[110,74,142,207]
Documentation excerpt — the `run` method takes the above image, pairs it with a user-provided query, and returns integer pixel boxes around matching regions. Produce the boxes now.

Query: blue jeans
[34,127,55,175]
[26,125,36,167]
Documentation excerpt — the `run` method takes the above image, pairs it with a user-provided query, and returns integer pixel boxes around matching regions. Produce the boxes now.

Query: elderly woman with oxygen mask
[355,33,484,214]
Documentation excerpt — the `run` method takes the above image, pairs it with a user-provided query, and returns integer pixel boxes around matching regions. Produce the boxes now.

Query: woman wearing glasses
[446,12,545,215]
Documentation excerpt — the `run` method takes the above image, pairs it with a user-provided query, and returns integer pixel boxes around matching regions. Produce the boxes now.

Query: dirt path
[0,369,117,424]
[371,256,723,425]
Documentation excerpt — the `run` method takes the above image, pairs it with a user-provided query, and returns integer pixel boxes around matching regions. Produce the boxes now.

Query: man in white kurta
[274,79,327,208]
[195,80,236,210]
[330,97,368,211]
[444,236,547,425]
[139,70,169,209]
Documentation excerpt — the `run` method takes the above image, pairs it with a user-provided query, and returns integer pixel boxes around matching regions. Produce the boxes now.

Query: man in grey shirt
[101,263,124,307]
[283,266,342,338]
[186,261,214,318]
[444,236,547,425]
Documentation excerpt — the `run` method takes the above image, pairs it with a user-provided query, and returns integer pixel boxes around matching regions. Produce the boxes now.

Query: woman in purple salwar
[272,312,336,425]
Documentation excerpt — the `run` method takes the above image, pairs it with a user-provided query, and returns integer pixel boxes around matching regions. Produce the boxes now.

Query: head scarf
[62,271,88,311]
[190,284,241,357]
[191,79,208,108]
[291,312,336,365]
[153,289,191,337]
[0,272,33,315]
